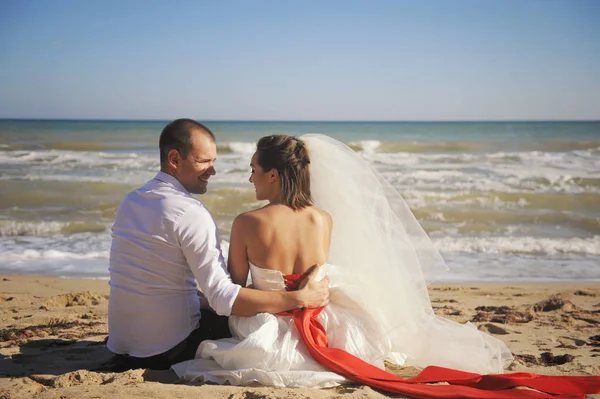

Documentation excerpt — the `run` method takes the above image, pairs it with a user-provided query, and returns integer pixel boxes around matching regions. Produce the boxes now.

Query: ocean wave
[2,143,599,201]
[441,253,600,281]
[213,139,600,156]
[0,149,156,168]
[216,149,600,195]
[1,231,598,281]
[45,142,131,151]
[217,142,256,154]
[535,140,600,152]
[218,234,600,258]
[435,216,599,236]
[422,192,600,212]
[4,173,151,185]
[3,143,598,173]
[374,140,600,154]
[348,140,381,153]
[435,235,600,256]
[0,221,108,237]
[379,141,487,153]
[382,168,600,194]
[5,249,108,261]
[0,221,67,236]
[370,147,600,167]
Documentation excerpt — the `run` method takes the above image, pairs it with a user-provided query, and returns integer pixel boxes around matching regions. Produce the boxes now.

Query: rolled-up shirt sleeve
[176,203,241,316]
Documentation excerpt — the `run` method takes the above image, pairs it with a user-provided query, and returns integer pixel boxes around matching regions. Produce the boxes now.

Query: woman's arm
[228,214,250,287]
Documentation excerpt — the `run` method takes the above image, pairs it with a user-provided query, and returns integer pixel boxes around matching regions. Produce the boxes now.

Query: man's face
[174,133,217,194]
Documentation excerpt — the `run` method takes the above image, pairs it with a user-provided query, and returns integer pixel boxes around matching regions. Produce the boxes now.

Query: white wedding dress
[172,262,395,387]
[172,134,513,387]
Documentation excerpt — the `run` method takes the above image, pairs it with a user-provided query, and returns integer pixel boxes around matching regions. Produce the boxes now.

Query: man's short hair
[159,119,215,168]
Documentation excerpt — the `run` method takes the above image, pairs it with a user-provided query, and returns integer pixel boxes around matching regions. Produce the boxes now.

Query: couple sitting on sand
[107,119,599,398]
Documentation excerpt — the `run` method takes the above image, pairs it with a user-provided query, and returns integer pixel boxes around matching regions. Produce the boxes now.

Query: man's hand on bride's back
[298,264,330,308]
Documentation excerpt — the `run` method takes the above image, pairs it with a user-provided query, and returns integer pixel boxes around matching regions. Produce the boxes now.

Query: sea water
[1,120,598,281]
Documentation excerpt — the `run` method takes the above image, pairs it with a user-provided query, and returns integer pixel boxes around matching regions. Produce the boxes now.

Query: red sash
[278,273,600,399]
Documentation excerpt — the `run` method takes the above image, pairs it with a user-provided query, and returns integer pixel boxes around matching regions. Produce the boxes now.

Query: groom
[107,118,329,370]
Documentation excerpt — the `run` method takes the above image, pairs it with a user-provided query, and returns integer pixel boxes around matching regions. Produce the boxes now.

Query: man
[107,119,329,370]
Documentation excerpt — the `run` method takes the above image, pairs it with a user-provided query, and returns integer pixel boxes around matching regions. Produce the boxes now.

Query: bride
[172,133,512,385]
[172,134,599,397]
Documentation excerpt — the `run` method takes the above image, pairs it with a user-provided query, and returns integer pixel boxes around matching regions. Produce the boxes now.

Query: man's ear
[167,149,180,169]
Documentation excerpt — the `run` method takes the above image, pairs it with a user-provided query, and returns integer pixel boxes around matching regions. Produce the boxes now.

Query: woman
[173,135,599,398]
[173,134,394,387]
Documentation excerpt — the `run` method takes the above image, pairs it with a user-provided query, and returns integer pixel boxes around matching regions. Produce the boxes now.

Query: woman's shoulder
[233,205,331,229]
[307,207,332,226]
[231,206,274,231]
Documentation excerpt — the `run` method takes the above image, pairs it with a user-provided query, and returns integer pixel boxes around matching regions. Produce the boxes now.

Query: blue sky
[1,0,599,121]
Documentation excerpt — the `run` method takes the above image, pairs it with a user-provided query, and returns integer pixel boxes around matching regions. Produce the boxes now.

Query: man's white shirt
[107,171,240,358]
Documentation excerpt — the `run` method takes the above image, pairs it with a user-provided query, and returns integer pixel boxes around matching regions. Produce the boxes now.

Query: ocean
[0,120,598,282]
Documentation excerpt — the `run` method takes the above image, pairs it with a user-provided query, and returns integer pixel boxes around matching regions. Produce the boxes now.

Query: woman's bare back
[242,204,332,276]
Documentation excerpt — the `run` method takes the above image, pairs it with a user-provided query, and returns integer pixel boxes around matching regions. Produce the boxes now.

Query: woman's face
[249,152,273,200]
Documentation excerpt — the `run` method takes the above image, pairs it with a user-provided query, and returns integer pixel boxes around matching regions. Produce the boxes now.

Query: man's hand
[231,264,330,317]
[297,264,330,308]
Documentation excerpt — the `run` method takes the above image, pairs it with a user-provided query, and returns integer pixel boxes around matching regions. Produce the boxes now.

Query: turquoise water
[3,120,599,149]
[1,119,599,281]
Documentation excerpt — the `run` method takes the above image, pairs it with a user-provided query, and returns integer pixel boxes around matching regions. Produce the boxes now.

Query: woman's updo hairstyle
[256,134,313,211]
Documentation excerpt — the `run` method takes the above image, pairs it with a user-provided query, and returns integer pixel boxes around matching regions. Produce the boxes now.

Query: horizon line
[1,118,600,123]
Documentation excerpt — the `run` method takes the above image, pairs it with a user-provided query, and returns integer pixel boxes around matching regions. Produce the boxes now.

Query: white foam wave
[2,146,598,195]
[225,142,256,154]
[0,221,68,236]
[441,254,600,282]
[362,147,600,195]
[381,169,600,195]
[402,192,534,212]
[1,231,598,281]
[419,193,530,209]
[0,149,156,168]
[5,249,108,261]
[348,140,381,154]
[370,149,600,174]
[435,235,600,256]
[7,172,155,185]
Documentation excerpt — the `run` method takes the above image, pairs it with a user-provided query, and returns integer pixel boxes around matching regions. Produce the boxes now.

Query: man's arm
[227,213,330,315]
[179,205,329,317]
[232,265,329,316]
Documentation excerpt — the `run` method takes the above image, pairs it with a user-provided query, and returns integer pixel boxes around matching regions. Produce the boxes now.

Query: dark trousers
[110,309,231,371]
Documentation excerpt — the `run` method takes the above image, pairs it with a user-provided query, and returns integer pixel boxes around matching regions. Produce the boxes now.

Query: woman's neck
[267,192,284,205]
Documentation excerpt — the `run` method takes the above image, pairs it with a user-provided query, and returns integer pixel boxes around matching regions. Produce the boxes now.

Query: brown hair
[256,135,313,211]
[159,118,215,169]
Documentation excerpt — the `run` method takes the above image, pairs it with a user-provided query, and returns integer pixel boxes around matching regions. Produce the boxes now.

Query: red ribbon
[278,273,600,399]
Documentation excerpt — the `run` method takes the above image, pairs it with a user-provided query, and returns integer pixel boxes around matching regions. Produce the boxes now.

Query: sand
[1,274,599,398]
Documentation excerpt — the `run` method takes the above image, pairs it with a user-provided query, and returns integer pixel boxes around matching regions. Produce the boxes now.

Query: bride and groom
[109,119,599,398]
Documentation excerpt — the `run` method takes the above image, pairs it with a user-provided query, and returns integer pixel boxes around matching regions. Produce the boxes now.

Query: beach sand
[1,275,599,398]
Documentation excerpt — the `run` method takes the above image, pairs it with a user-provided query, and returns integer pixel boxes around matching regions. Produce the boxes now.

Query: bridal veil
[301,134,513,374]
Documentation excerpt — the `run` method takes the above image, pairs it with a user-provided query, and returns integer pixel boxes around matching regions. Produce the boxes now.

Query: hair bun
[255,134,313,210]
